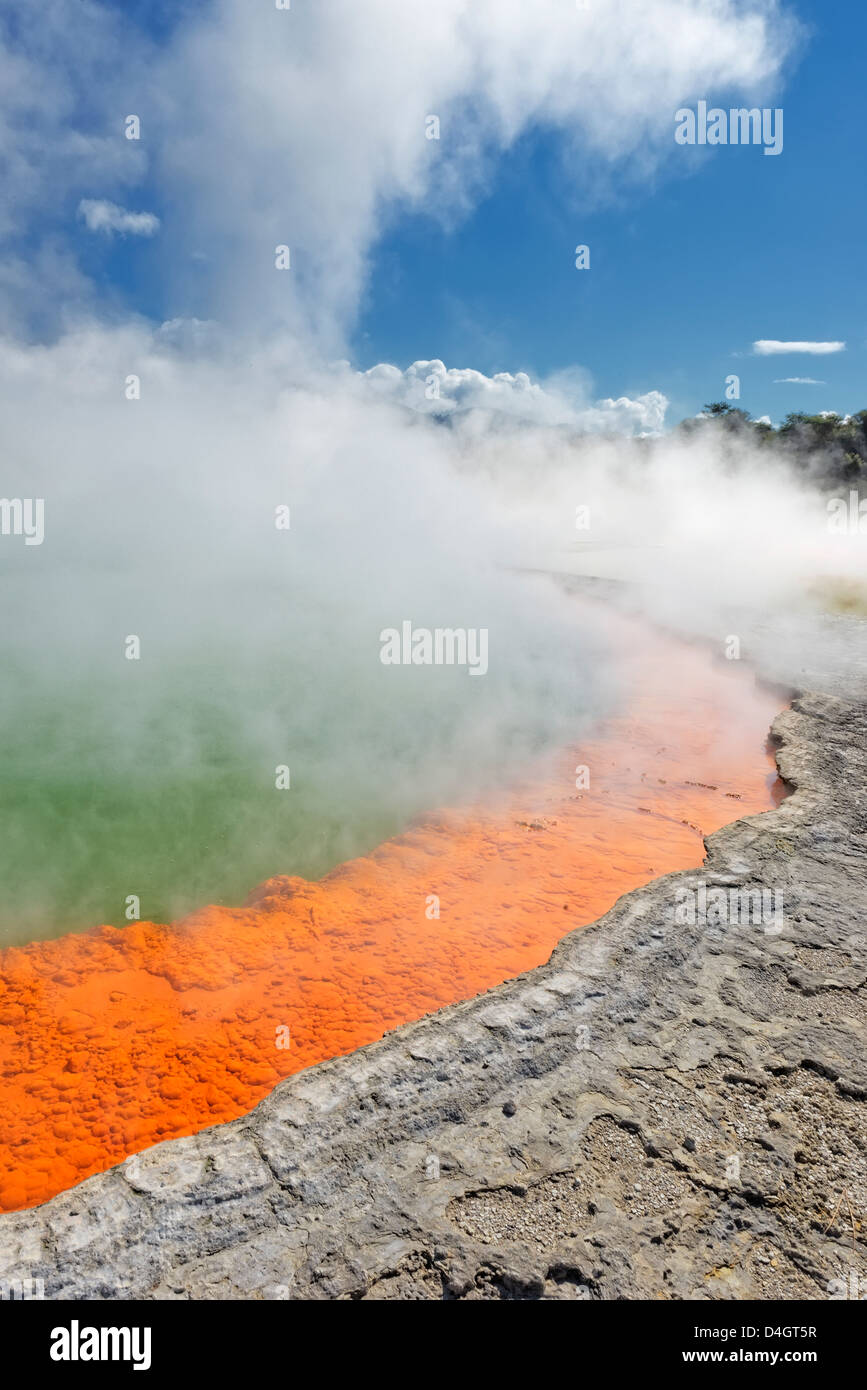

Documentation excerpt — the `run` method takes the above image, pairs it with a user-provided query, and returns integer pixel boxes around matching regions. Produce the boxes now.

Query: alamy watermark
[828,1270,867,1300]
[50,1322,151,1371]
[674,881,784,934]
[675,102,783,156]
[380,622,488,676]
[1,1276,44,1300]
[0,497,44,545]
[827,491,866,534]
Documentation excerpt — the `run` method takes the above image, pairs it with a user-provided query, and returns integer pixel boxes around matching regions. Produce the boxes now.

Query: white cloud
[753,340,845,355]
[591,393,669,437]
[773,377,825,384]
[0,0,802,344]
[78,199,160,238]
[361,360,668,435]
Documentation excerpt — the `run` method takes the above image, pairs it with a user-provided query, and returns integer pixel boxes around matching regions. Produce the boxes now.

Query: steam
[0,326,619,941]
[0,0,839,944]
[0,324,859,944]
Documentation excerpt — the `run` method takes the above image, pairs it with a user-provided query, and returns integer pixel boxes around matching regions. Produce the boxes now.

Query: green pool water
[0,640,597,948]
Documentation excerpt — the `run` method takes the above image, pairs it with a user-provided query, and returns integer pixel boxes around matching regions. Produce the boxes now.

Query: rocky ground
[1,609,865,1300]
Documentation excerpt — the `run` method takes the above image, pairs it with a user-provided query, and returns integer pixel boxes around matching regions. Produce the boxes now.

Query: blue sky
[356,0,866,424]
[5,0,863,430]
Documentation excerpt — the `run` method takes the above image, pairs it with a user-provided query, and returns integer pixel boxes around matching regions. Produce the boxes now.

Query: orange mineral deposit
[0,623,785,1212]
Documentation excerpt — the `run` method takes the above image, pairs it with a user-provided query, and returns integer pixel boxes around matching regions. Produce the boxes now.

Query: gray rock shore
[1,611,865,1300]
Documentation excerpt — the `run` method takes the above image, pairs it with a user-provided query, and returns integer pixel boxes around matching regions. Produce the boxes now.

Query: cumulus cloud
[361,360,667,435]
[589,393,669,437]
[754,341,845,355]
[78,199,160,237]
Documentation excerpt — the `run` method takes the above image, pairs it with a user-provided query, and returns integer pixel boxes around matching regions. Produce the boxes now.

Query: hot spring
[0,598,786,1212]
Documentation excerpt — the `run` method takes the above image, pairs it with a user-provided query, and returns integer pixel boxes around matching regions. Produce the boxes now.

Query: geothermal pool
[0,620,785,1213]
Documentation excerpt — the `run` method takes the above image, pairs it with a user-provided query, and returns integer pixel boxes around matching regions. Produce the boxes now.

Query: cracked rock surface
[1,624,865,1300]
